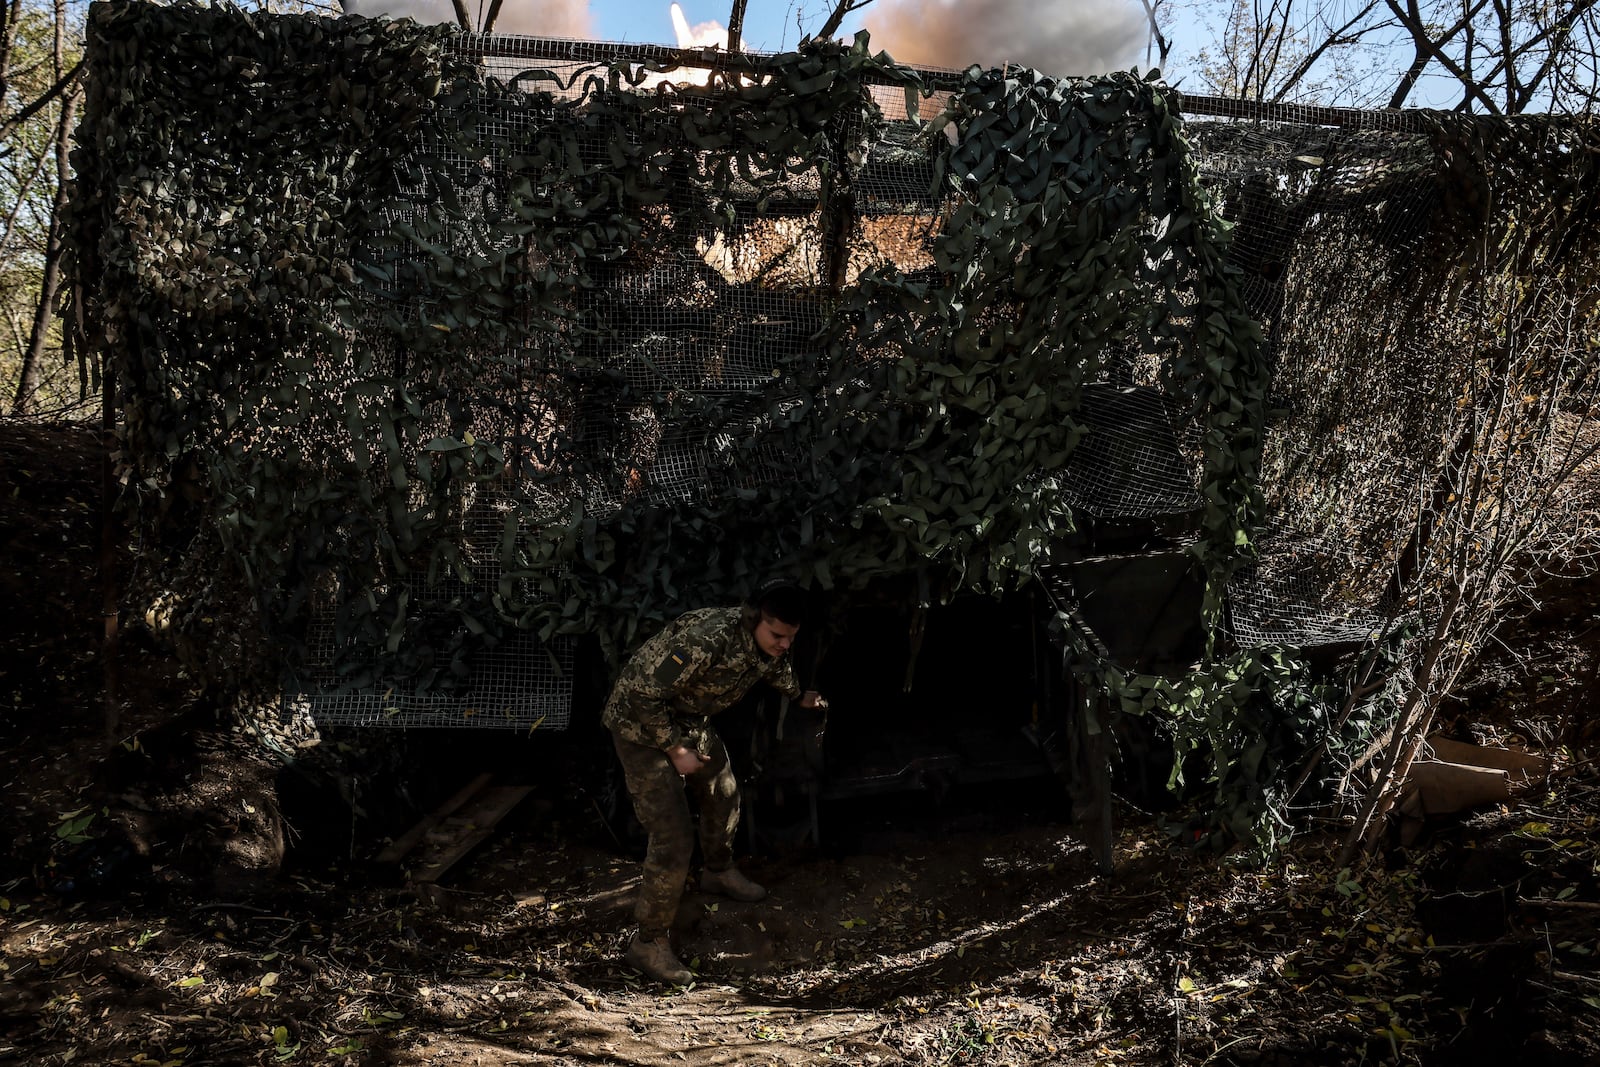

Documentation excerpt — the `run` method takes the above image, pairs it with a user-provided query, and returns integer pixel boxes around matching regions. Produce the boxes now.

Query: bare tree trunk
[1137,0,1172,68]
[727,0,748,51]
[14,107,74,412]
[1386,48,1432,108]
[481,0,506,35]
[13,0,77,415]
[0,0,21,102]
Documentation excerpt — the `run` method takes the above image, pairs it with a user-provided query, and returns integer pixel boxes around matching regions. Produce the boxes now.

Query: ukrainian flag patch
[653,648,689,685]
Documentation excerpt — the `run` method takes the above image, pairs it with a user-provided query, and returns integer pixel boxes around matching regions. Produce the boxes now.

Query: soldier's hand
[800,690,828,710]
[667,745,709,775]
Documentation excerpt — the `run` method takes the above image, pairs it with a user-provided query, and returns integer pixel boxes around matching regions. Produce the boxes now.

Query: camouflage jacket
[602,607,800,751]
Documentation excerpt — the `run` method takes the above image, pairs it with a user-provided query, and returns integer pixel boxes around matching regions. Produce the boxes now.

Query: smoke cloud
[341,0,593,38]
[862,0,1148,78]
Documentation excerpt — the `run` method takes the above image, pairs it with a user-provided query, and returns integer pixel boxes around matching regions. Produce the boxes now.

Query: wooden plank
[1408,760,1511,815]
[408,784,535,884]
[1425,735,1550,781]
[376,771,495,864]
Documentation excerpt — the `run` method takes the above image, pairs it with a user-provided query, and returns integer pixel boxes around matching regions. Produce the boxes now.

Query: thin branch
[1270,3,1387,103]
[12,82,78,415]
[1338,580,1461,866]
[1498,0,1522,108]
[0,58,82,143]
[1259,0,1296,97]
[1241,0,1266,99]
[1507,1,1600,113]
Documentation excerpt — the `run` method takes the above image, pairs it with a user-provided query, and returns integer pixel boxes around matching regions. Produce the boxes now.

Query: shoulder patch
[652,648,690,686]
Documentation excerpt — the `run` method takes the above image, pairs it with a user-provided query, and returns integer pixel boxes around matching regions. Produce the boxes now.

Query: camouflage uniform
[603,607,799,941]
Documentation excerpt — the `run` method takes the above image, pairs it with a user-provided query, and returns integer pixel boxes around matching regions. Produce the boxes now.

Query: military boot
[625,933,692,985]
[699,866,767,902]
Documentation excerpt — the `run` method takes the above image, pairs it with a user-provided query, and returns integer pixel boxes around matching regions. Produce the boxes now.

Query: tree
[1382,0,1600,112]
[1,0,83,416]
[1169,0,1600,112]
[1182,1,1393,104]
[1336,265,1600,862]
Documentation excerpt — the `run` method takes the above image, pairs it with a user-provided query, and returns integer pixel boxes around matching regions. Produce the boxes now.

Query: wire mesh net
[289,486,577,730]
[1058,384,1204,519]
[289,613,576,730]
[1175,108,1439,645]
[1183,97,1596,647]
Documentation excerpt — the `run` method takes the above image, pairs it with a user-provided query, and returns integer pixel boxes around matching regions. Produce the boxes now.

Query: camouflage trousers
[611,729,741,941]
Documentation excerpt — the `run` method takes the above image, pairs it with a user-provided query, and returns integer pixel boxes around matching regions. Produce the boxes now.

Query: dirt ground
[2,419,1598,1067]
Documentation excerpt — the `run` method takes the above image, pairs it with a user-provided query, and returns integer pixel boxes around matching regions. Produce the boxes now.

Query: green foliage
[1114,646,1335,862]
[819,64,1266,618]
[54,806,97,845]
[1073,620,1414,864]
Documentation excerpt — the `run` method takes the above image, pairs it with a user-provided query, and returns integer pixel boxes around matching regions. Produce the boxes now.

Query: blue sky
[589,1,865,52]
[589,0,1161,81]
[351,1,1178,83]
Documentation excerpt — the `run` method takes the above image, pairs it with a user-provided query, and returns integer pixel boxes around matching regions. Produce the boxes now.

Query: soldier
[603,578,827,984]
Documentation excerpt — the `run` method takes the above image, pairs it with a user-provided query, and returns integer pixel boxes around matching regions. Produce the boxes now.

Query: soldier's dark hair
[747,577,805,626]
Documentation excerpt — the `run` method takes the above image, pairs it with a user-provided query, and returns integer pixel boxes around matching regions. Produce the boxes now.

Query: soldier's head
[745,577,804,658]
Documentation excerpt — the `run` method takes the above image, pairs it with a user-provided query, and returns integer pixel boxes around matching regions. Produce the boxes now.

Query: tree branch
[482,0,507,34]
[1385,0,1504,113]
[1386,0,1490,108]
[1268,3,1383,104]
[1479,0,1600,113]
[1137,0,1172,68]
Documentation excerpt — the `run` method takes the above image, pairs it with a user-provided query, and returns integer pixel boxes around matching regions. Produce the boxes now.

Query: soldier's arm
[770,650,825,708]
[635,648,714,772]
[612,611,726,753]
[769,655,802,700]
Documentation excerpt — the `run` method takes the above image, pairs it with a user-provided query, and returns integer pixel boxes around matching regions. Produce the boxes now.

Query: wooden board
[377,773,533,883]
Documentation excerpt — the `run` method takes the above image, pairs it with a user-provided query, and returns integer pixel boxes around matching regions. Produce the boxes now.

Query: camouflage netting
[69,2,1262,732]
[68,4,1600,855]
